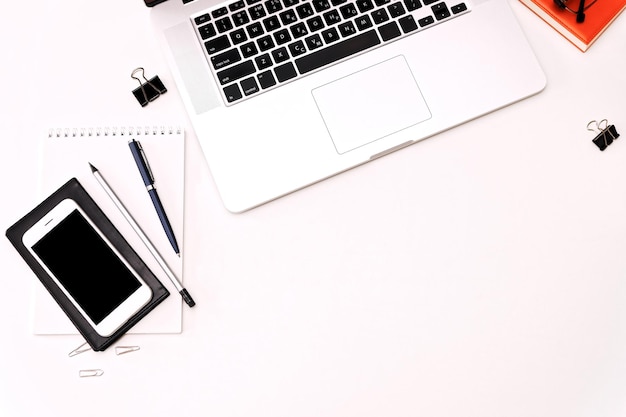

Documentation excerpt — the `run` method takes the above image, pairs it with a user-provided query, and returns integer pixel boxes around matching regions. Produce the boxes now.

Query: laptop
[150,0,546,212]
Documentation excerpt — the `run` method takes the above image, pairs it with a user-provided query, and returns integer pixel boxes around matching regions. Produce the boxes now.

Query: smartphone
[22,199,153,337]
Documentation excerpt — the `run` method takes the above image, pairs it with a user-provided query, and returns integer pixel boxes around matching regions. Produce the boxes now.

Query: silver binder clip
[68,341,91,357]
[115,345,140,356]
[587,119,620,151]
[79,369,104,378]
[131,67,167,107]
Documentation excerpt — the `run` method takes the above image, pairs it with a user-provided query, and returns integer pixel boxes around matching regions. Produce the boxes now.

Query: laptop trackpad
[312,56,431,154]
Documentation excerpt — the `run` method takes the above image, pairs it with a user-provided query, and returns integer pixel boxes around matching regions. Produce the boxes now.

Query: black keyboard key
[451,2,467,13]
[307,16,325,32]
[423,0,437,4]
[194,13,211,26]
[418,15,434,26]
[404,0,421,10]
[212,7,229,18]
[338,21,357,36]
[233,11,251,26]
[288,40,307,56]
[265,0,283,12]
[432,2,450,19]
[257,35,275,50]
[355,14,373,30]
[371,8,389,24]
[230,1,246,11]
[280,9,298,25]
[223,83,243,102]
[296,29,380,74]
[231,28,248,44]
[275,62,298,82]
[283,0,300,6]
[356,0,374,12]
[323,9,342,25]
[339,3,358,19]
[217,60,256,84]
[322,27,340,43]
[257,70,277,88]
[255,53,273,69]
[290,22,309,38]
[378,21,401,40]
[211,48,242,70]
[241,77,260,95]
[216,17,234,33]
[250,4,266,19]
[272,47,290,62]
[205,34,231,54]
[388,2,406,16]
[198,23,217,40]
[274,28,292,44]
[247,22,265,37]
[331,0,347,5]
[313,0,331,11]
[263,15,281,31]
[398,14,417,32]
[374,0,390,5]
[241,41,259,57]
[305,33,324,50]
[296,2,315,18]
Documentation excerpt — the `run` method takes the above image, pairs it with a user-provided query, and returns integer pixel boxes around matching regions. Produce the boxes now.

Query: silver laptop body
[152,0,545,212]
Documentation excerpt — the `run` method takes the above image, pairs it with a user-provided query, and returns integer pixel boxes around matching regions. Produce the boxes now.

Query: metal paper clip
[115,345,140,356]
[79,369,104,378]
[68,341,92,357]
[587,119,620,151]
[131,67,167,107]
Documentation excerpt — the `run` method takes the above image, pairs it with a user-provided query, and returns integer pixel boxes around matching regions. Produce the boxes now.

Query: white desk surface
[1,0,626,416]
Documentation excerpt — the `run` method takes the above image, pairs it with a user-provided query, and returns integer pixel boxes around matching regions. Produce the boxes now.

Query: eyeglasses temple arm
[576,0,586,22]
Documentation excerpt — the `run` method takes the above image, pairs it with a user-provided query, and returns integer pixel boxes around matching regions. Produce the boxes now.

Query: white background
[1,0,626,416]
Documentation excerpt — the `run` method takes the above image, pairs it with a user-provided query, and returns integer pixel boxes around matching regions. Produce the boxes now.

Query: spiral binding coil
[48,126,182,138]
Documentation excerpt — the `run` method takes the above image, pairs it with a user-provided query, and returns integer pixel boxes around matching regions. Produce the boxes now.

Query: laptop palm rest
[164,22,221,115]
[312,55,431,154]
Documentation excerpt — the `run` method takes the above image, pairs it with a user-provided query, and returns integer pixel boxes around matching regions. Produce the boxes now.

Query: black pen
[128,139,180,256]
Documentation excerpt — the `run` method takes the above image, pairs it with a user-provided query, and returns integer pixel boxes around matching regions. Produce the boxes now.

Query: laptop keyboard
[192,0,469,105]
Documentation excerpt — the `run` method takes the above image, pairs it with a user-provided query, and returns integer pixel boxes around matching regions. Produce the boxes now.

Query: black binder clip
[587,119,620,151]
[131,67,167,107]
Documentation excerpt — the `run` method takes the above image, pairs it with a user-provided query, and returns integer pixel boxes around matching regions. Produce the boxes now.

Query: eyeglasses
[554,0,598,23]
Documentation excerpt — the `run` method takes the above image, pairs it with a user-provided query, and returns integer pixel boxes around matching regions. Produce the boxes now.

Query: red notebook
[519,0,626,51]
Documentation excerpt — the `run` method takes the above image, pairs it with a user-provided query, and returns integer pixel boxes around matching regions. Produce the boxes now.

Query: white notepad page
[34,126,185,334]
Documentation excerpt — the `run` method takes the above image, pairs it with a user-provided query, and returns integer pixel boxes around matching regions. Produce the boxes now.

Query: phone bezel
[22,198,153,337]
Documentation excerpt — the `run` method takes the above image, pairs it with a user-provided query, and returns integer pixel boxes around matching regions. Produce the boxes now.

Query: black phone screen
[32,210,141,324]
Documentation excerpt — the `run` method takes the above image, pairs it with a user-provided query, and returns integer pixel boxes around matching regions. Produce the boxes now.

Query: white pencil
[89,163,195,307]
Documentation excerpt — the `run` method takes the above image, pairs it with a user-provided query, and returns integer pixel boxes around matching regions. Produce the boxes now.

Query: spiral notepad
[34,125,185,335]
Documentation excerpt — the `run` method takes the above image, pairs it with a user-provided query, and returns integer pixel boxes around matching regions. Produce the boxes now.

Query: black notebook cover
[5,178,169,351]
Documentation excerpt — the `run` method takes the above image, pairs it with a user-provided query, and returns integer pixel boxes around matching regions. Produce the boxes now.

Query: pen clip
[133,140,155,185]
